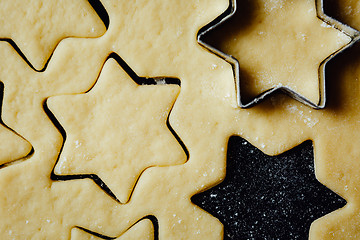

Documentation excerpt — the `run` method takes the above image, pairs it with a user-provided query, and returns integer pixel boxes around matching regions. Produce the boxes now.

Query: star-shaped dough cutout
[70,219,155,240]
[48,58,186,204]
[0,0,106,70]
[200,0,354,108]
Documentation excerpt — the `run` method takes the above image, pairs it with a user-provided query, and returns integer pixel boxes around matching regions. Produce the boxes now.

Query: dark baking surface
[192,137,346,240]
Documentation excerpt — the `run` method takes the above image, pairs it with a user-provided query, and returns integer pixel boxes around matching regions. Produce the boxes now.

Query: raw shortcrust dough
[1,0,356,239]
[70,219,154,240]
[48,58,186,204]
[205,0,350,104]
[0,0,105,70]
[0,1,230,239]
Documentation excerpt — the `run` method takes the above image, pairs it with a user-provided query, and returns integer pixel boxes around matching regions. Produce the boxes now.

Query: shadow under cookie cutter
[198,0,360,109]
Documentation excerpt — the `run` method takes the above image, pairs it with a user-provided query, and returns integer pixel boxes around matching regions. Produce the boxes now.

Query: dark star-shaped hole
[192,137,346,239]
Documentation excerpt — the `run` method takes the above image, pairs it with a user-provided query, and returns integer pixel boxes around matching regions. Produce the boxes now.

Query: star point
[48,58,186,203]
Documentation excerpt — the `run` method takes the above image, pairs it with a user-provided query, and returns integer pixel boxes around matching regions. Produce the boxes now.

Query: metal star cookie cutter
[198,0,360,109]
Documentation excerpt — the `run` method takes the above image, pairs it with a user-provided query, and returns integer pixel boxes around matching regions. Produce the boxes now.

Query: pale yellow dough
[205,0,350,104]
[1,0,358,239]
[0,0,106,70]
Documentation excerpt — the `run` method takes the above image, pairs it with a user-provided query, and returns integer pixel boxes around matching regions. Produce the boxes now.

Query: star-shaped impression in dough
[199,0,356,108]
[192,137,345,239]
[0,0,106,70]
[47,57,186,204]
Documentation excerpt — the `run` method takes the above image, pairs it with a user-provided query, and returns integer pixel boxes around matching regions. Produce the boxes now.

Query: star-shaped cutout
[199,0,357,108]
[0,82,32,166]
[70,218,155,240]
[48,58,186,203]
[0,0,106,70]
[192,137,345,239]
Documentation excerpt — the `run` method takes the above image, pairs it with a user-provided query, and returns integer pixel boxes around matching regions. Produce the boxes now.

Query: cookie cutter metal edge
[197,0,360,109]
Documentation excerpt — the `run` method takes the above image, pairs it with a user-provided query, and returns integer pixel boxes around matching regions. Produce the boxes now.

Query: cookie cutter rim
[197,0,360,109]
